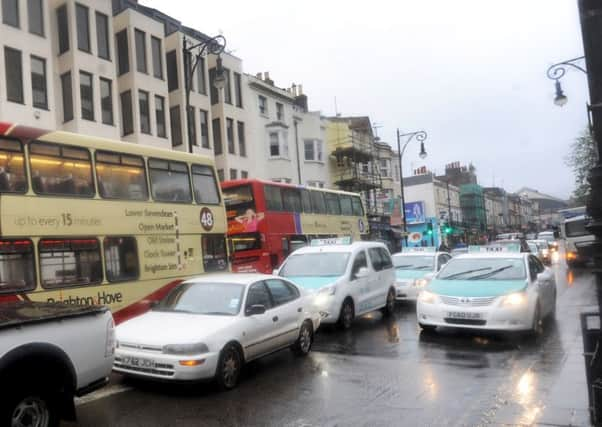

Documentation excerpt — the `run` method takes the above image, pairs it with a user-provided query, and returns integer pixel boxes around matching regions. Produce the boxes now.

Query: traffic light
[442,223,452,234]
[426,222,433,235]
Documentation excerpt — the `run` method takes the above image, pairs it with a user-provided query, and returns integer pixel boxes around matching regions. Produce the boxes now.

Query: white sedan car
[114,274,321,389]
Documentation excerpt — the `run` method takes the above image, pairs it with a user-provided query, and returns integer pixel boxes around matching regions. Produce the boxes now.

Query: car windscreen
[392,255,434,270]
[565,219,590,238]
[527,243,538,253]
[279,252,350,277]
[156,282,244,315]
[438,258,526,281]
[535,241,549,250]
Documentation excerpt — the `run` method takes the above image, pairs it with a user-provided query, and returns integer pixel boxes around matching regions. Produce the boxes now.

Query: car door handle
[272,316,279,322]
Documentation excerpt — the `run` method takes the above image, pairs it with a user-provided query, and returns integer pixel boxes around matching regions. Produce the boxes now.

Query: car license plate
[447,311,482,320]
[121,356,155,369]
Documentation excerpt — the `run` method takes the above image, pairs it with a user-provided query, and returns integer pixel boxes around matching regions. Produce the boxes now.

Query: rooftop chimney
[264,71,274,86]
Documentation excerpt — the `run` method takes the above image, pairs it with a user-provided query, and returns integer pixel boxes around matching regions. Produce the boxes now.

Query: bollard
[581,311,601,425]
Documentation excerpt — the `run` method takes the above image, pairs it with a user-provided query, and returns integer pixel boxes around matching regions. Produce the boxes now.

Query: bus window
[230,232,262,252]
[0,138,27,193]
[340,195,353,216]
[96,151,148,200]
[30,141,94,197]
[192,164,220,204]
[324,193,341,215]
[148,158,192,203]
[265,185,283,211]
[300,189,312,213]
[565,219,589,237]
[0,239,35,293]
[104,237,139,282]
[202,234,228,272]
[39,238,102,288]
[223,184,256,220]
[282,188,302,212]
[310,190,326,214]
[352,196,364,216]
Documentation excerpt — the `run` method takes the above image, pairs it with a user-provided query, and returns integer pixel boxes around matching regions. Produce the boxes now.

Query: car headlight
[318,285,336,296]
[418,290,437,304]
[413,278,430,287]
[542,249,549,256]
[162,343,209,355]
[315,285,336,306]
[501,292,527,307]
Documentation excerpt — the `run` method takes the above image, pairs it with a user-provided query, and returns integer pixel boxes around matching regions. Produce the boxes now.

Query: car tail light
[105,317,115,357]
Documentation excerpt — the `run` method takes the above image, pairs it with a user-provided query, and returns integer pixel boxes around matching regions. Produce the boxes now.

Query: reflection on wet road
[67,262,594,426]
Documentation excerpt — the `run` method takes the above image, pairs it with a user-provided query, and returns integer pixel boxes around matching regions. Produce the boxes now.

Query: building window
[56,5,69,54]
[230,168,237,180]
[116,29,129,75]
[100,78,113,125]
[258,95,267,115]
[226,118,235,154]
[2,0,19,27]
[209,67,218,104]
[276,102,284,121]
[95,12,110,60]
[30,56,47,109]
[241,170,248,179]
[269,131,288,158]
[79,71,93,120]
[155,95,166,138]
[199,109,209,148]
[196,56,206,94]
[120,90,133,136]
[139,90,150,134]
[308,181,325,188]
[237,121,246,157]
[217,169,224,182]
[4,47,23,104]
[166,50,178,92]
[75,3,90,53]
[188,106,196,146]
[223,68,232,104]
[272,178,292,184]
[28,0,43,36]
[304,140,314,161]
[134,29,147,74]
[213,118,222,155]
[169,106,182,147]
[151,36,162,79]
[380,159,390,177]
[234,72,242,107]
[60,72,73,122]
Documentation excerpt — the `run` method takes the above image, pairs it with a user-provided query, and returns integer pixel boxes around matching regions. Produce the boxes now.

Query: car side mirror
[354,267,369,279]
[246,304,266,316]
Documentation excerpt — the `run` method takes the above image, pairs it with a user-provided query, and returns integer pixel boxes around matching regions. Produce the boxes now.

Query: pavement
[65,259,596,427]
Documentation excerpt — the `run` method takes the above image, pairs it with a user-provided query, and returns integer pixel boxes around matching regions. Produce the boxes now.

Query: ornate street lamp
[396,129,428,249]
[183,35,227,154]
[546,56,586,107]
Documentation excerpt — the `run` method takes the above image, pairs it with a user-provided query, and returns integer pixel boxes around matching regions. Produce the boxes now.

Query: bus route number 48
[200,208,214,231]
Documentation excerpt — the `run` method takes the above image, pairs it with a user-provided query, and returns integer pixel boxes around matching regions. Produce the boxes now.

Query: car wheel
[380,288,396,317]
[291,320,313,356]
[215,343,243,391]
[2,389,59,427]
[419,323,436,332]
[338,299,354,330]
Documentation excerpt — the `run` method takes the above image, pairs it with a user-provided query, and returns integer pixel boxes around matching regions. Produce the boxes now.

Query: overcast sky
[148,0,588,199]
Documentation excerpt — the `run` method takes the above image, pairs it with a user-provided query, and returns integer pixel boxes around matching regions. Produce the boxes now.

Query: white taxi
[114,274,320,390]
[416,245,557,334]
[276,239,396,329]
[391,248,451,300]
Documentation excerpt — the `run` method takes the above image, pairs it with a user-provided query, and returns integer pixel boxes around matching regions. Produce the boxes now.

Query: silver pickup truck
[0,301,115,427]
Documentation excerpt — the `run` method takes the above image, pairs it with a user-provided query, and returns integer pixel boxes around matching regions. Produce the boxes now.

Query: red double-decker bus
[221,179,369,273]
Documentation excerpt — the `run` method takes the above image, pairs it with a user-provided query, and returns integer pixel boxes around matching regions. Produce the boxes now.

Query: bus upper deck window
[96,150,148,200]
[192,164,220,204]
[339,195,353,216]
[29,141,94,197]
[0,239,36,293]
[0,138,27,193]
[352,197,364,216]
[148,158,192,203]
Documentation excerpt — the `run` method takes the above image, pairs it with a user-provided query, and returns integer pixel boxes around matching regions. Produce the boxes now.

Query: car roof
[183,273,282,286]
[454,252,526,260]
[292,241,386,255]
[392,251,442,257]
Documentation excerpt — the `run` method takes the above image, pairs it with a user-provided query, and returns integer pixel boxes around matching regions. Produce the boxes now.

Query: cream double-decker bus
[0,122,226,323]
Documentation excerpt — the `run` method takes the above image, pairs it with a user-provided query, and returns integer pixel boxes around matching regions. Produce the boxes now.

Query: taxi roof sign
[468,244,521,253]
[404,247,437,253]
[310,236,352,247]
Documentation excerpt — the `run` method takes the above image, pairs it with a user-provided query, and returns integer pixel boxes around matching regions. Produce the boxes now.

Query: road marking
[75,384,133,406]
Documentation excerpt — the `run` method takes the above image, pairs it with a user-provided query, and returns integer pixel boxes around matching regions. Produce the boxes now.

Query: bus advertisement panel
[221,179,368,273]
[0,123,227,323]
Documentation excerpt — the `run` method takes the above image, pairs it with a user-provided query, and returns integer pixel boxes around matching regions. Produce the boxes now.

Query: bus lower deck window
[39,238,102,288]
[0,239,36,293]
[104,236,139,282]
[202,235,227,272]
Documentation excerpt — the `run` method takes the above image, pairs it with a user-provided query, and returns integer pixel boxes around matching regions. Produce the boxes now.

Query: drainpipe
[294,120,302,185]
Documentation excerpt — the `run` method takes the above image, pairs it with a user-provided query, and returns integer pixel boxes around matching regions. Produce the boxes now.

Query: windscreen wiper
[466,265,514,280]
[441,267,492,280]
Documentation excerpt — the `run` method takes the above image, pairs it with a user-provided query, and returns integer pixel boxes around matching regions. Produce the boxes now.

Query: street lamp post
[183,35,227,154]
[546,56,586,107]
[396,129,428,249]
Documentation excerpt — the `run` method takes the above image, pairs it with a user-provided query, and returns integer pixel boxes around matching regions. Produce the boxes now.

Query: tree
[565,129,598,205]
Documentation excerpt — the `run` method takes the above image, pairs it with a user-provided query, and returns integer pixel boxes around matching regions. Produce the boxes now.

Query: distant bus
[0,122,227,323]
[561,215,595,267]
[221,179,369,273]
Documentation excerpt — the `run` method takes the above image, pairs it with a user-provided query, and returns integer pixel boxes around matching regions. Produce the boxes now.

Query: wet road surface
[67,261,595,426]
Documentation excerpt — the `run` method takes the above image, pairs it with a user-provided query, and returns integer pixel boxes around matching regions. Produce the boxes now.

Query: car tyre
[215,343,243,391]
[380,288,396,317]
[291,320,313,356]
[338,299,354,330]
[419,323,436,332]
[2,387,60,427]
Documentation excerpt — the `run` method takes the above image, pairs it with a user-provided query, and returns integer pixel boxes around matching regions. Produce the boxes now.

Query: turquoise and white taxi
[416,245,557,333]
[276,238,396,329]
[392,248,451,301]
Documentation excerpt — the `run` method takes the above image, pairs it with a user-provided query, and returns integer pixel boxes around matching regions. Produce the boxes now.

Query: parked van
[561,215,595,267]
